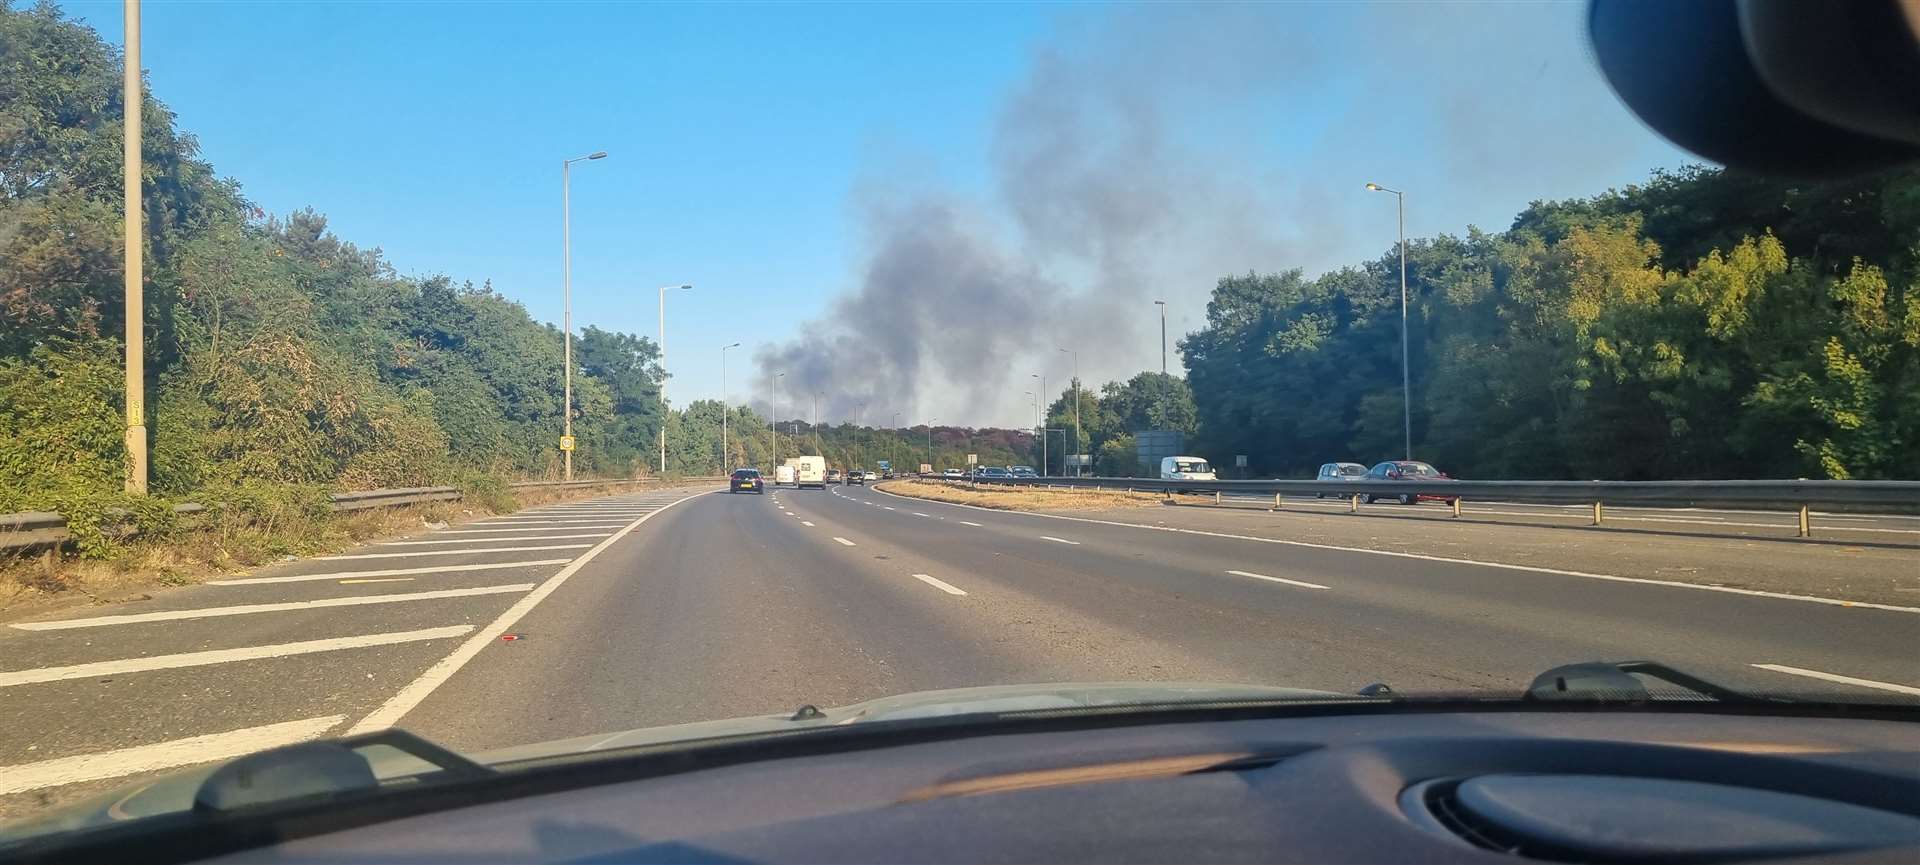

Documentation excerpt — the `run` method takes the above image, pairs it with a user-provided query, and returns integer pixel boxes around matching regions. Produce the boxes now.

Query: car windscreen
[1174,461,1209,473]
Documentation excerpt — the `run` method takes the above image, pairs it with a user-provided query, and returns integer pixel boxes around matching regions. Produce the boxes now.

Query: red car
[1363,460,1456,504]
[729,468,764,494]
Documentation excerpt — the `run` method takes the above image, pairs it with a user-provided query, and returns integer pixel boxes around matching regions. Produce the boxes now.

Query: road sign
[966,453,978,465]
[1067,454,1092,466]
[558,435,575,452]
[877,460,891,471]
[1235,454,1248,468]
[919,463,933,474]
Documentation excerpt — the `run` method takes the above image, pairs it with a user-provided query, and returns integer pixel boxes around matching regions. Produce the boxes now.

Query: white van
[793,455,827,489]
[1160,456,1216,481]
[774,464,796,486]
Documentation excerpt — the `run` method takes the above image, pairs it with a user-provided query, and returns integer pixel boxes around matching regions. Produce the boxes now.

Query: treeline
[1182,166,1920,480]
[1,3,669,511]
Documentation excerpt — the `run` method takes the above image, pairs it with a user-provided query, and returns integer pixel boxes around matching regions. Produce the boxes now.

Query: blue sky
[71,1,1694,427]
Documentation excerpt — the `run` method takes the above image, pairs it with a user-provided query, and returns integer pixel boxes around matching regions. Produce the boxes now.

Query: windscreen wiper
[193,728,493,813]
[1522,660,1771,703]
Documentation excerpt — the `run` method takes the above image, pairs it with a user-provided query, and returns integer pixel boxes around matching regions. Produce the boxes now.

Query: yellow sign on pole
[558,435,576,452]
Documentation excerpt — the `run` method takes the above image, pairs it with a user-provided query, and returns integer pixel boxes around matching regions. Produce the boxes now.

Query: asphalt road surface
[2,482,1915,822]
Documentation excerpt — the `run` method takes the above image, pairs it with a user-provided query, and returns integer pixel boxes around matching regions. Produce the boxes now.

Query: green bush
[457,473,518,513]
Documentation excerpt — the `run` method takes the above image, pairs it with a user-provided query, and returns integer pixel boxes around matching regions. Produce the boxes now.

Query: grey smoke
[753,3,1683,427]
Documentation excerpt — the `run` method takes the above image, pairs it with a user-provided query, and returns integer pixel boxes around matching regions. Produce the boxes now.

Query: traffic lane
[849,486,1920,697]
[893,485,1920,607]
[778,488,1292,683]
[813,486,1566,692]
[396,489,1054,754]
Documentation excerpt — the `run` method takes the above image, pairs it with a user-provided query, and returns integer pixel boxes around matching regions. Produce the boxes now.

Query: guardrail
[0,477,725,554]
[943,475,1920,537]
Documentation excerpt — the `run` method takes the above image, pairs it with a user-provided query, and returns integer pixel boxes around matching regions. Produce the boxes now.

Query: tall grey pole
[1398,190,1410,460]
[1059,347,1078,476]
[560,151,606,481]
[1153,300,1167,375]
[927,418,937,470]
[123,0,146,494]
[657,283,691,473]
[772,371,784,475]
[721,342,740,474]
[1368,183,1411,460]
[891,411,900,474]
[812,393,820,455]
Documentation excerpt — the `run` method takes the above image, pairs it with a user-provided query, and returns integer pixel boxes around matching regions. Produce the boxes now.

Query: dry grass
[0,480,694,619]
[877,479,1163,512]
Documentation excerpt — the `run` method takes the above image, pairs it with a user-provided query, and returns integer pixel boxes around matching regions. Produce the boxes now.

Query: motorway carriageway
[2,482,1916,817]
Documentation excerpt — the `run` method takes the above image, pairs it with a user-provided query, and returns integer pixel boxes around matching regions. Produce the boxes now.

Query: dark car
[1362,460,1454,504]
[729,468,764,494]
[845,470,866,485]
[978,467,1012,480]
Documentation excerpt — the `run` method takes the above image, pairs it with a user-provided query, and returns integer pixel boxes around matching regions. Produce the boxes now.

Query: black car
[729,468,764,494]
[846,470,866,485]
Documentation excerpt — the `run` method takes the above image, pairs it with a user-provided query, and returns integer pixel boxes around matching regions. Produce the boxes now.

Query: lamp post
[926,417,937,470]
[1025,390,1042,472]
[891,411,900,475]
[657,283,692,473]
[812,392,822,456]
[560,150,608,482]
[123,0,146,494]
[1366,182,1412,460]
[720,342,740,474]
[1058,347,1078,476]
[772,371,784,475]
[1029,373,1045,474]
[1152,300,1167,375]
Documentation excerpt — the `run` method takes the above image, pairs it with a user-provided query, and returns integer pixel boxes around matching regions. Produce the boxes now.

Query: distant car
[846,470,866,485]
[729,468,764,494]
[774,464,796,486]
[1363,460,1455,504]
[978,467,1011,480]
[1313,462,1368,497]
[826,468,843,484]
[942,468,963,480]
[1009,466,1038,478]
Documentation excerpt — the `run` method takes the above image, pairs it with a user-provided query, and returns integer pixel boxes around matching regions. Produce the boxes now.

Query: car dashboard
[141,705,1920,865]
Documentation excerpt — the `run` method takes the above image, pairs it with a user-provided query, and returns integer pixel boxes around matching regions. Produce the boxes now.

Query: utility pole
[891,411,900,474]
[123,0,146,495]
[560,150,606,482]
[927,418,937,470]
[658,283,692,473]
[812,392,821,455]
[771,371,784,474]
[720,342,740,474]
[1367,182,1412,460]
[1153,300,1167,376]
[1058,347,1078,476]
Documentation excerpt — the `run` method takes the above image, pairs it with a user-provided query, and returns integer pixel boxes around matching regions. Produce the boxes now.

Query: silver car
[1314,462,1367,497]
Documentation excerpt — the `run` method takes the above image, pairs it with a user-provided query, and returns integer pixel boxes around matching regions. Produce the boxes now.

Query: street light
[891,411,900,474]
[772,371,785,474]
[1366,181,1412,460]
[720,342,741,474]
[1152,300,1167,375]
[1058,346,1079,476]
[658,283,692,473]
[926,417,938,470]
[123,0,146,494]
[1030,372,1045,474]
[560,150,608,482]
[812,392,823,456]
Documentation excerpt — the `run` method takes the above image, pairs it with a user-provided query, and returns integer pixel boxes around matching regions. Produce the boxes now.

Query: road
[2,481,1916,820]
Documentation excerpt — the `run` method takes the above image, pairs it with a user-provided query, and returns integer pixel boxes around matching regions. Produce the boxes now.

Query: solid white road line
[801,520,816,527]
[867,485,1920,615]
[433,526,623,534]
[348,489,707,734]
[833,537,857,546]
[883,506,896,511]
[468,519,632,527]
[912,573,969,596]
[379,532,611,545]
[320,543,592,561]
[1227,569,1330,590]
[0,626,474,689]
[1751,664,1920,696]
[1039,536,1081,545]
[339,577,414,584]
[12,585,536,631]
[211,559,569,587]
[959,520,983,527]
[0,715,346,796]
